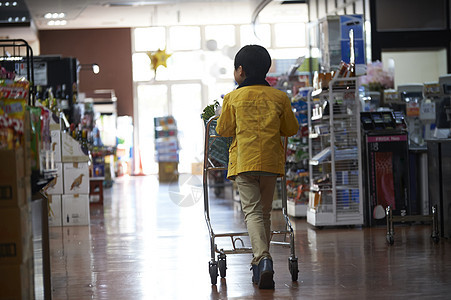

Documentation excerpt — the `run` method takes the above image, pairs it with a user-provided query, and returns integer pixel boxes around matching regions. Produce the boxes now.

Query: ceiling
[0,0,307,42]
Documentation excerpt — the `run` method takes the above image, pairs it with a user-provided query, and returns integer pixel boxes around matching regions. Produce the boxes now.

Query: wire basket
[205,118,233,168]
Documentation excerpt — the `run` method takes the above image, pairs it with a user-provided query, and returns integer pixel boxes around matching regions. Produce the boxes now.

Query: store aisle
[48,176,451,299]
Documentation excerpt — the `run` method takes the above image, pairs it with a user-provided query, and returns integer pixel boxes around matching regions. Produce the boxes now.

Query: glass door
[136,84,169,174]
[171,83,203,173]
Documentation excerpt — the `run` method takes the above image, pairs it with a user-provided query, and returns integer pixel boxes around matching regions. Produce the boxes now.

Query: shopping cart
[203,116,299,285]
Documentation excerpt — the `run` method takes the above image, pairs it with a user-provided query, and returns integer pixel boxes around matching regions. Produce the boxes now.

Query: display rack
[0,39,34,105]
[307,77,364,227]
[154,116,179,182]
[286,87,312,217]
[0,39,52,300]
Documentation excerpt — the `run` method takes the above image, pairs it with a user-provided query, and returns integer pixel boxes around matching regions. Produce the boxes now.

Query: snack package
[0,99,27,149]
[0,77,30,149]
[0,78,29,100]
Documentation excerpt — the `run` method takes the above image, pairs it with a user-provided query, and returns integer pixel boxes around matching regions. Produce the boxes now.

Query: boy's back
[216,84,298,179]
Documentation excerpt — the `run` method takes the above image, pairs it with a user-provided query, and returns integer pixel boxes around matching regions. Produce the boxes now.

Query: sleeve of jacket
[280,96,299,137]
[216,96,236,137]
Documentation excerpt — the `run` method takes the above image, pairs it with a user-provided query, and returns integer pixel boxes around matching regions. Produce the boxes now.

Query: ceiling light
[7,17,12,22]
[48,20,55,25]
[12,1,17,6]
[21,16,26,22]
[44,12,66,19]
[5,2,10,7]
[61,20,67,25]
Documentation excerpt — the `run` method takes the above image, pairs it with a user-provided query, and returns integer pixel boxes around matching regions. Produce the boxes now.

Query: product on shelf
[286,87,312,217]
[154,116,179,182]
[0,78,29,150]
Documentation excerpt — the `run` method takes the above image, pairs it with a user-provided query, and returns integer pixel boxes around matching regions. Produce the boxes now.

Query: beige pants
[235,174,277,265]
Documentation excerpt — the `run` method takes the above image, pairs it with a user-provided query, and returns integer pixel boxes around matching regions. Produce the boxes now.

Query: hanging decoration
[146,49,172,74]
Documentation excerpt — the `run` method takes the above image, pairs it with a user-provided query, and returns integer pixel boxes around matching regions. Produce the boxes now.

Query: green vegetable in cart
[201,100,220,121]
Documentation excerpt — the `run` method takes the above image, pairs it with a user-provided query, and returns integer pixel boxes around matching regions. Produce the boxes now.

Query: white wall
[382,49,447,87]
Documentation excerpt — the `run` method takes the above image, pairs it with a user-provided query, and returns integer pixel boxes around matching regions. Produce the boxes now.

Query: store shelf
[286,87,312,217]
[307,78,364,227]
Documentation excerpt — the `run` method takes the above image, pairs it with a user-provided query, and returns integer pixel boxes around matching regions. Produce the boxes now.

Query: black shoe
[251,263,259,284]
[258,257,275,289]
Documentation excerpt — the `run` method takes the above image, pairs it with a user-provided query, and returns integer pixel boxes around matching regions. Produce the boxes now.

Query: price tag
[406,101,420,117]
[420,102,436,121]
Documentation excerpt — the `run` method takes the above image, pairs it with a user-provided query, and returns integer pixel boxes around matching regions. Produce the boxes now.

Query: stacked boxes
[46,131,90,227]
[154,116,179,182]
[0,148,34,299]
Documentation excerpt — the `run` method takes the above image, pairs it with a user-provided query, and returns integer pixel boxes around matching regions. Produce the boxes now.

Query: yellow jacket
[216,84,299,179]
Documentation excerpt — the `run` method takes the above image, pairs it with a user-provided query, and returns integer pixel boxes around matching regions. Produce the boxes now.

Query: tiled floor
[48,175,451,299]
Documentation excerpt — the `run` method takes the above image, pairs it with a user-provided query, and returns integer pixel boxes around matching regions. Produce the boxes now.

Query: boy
[216,45,299,289]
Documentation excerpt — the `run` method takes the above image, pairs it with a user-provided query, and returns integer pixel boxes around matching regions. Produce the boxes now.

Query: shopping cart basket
[203,116,299,285]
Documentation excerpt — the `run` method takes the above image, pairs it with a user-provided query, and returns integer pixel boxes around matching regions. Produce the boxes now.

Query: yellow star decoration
[146,49,172,73]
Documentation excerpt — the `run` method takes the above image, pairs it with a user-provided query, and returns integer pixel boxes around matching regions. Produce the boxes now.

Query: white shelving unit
[307,78,364,227]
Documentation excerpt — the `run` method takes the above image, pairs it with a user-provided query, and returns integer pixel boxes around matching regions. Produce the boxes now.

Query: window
[274,23,306,47]
[132,53,154,81]
[171,83,203,173]
[240,24,271,47]
[134,27,166,51]
[137,84,168,174]
[169,26,201,50]
[205,25,236,49]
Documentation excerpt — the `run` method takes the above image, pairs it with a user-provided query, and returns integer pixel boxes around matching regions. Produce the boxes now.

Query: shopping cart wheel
[432,235,440,244]
[386,234,394,245]
[218,254,227,278]
[288,257,299,281]
[209,261,218,285]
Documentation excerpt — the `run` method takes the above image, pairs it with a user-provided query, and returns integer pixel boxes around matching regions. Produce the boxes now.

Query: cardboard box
[0,148,25,181]
[158,162,179,182]
[51,130,62,163]
[48,194,62,227]
[0,177,28,208]
[44,162,63,195]
[62,194,90,226]
[63,162,89,194]
[0,258,34,300]
[191,162,203,175]
[0,205,32,265]
[61,132,89,163]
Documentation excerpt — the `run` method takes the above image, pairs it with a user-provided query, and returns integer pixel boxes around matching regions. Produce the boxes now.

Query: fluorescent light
[44,12,66,19]
[48,19,68,26]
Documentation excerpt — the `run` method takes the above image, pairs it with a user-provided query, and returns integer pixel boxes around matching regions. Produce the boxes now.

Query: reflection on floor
[49,175,451,299]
